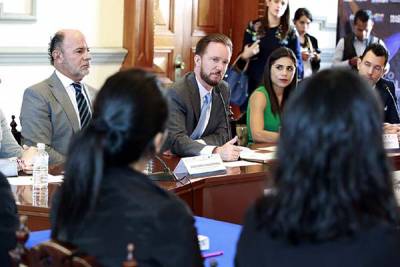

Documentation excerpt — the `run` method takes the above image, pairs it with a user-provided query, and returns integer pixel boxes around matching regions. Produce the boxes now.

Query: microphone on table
[214,87,232,141]
[146,155,177,181]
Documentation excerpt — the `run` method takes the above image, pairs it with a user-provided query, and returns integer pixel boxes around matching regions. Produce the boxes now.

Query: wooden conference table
[13,146,400,231]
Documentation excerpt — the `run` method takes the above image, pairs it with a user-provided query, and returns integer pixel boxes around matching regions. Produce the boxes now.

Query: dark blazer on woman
[51,167,203,267]
[0,172,19,266]
[235,206,400,267]
[301,33,321,73]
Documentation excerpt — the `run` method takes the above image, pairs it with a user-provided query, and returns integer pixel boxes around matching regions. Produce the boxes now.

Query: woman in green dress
[247,47,298,143]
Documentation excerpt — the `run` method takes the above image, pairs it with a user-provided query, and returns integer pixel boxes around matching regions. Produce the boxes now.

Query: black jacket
[376,78,400,124]
[51,167,203,267]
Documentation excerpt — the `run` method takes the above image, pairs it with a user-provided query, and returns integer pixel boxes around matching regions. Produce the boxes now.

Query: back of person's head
[360,42,389,66]
[53,69,168,238]
[354,9,372,24]
[258,68,399,243]
[195,33,232,56]
[293,7,313,22]
[262,47,298,115]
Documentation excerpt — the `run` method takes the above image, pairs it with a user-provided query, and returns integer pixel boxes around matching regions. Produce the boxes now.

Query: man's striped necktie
[72,82,91,129]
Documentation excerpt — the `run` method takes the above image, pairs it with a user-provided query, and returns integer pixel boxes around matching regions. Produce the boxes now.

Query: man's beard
[200,67,222,87]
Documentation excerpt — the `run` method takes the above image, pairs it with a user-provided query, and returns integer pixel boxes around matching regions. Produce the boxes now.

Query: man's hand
[349,57,359,67]
[214,136,241,162]
[20,145,38,173]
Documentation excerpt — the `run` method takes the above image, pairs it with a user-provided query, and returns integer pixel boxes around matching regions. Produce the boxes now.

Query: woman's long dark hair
[262,47,298,116]
[257,68,399,243]
[259,0,291,39]
[53,69,168,239]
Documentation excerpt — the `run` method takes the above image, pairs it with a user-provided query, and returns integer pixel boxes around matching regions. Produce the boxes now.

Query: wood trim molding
[122,0,154,69]
[0,47,127,65]
[0,0,37,22]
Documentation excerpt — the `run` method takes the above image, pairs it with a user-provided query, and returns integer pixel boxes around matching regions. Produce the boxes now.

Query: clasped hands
[18,145,38,173]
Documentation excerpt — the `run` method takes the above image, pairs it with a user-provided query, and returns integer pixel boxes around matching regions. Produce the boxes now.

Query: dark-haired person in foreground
[20,29,96,164]
[235,69,400,267]
[0,172,18,266]
[358,43,399,124]
[165,33,241,161]
[51,69,203,267]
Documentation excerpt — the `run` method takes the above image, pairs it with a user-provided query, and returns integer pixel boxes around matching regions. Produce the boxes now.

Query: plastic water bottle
[32,143,49,207]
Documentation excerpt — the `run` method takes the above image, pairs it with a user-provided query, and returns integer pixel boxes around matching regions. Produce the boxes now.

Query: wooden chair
[10,115,22,145]
[10,216,138,267]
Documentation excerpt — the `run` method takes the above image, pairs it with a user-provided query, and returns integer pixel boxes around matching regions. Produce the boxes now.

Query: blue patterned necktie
[191,93,211,140]
[72,83,91,129]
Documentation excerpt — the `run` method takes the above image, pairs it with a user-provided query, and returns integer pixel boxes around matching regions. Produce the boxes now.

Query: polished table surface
[12,146,400,230]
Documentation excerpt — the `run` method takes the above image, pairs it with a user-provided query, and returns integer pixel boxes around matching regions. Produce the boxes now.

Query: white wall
[0,0,125,126]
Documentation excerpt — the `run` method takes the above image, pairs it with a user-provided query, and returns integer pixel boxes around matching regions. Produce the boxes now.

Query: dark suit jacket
[165,72,230,157]
[375,78,400,124]
[0,172,18,266]
[51,167,203,267]
[20,72,95,164]
[235,205,400,267]
[303,33,320,73]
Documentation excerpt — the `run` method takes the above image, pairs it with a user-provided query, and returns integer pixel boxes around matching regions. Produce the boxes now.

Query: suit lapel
[48,72,80,132]
[188,73,201,120]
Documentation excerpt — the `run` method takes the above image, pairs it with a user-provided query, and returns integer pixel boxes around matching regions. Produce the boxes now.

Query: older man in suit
[20,29,95,164]
[165,34,241,161]
[0,109,36,176]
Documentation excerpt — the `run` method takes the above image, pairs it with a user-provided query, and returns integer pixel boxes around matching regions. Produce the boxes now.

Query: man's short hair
[353,9,372,24]
[360,43,389,66]
[48,32,65,65]
[195,33,233,56]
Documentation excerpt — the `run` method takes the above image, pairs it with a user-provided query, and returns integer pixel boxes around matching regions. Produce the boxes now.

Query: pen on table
[202,251,224,258]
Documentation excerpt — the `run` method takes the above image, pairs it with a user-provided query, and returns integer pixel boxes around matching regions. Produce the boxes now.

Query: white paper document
[240,150,276,163]
[223,160,261,167]
[256,146,277,152]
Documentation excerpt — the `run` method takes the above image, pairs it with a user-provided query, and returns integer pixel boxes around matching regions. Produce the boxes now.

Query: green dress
[246,86,280,143]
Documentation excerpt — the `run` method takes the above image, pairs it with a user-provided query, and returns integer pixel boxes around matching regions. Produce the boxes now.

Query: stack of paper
[239,148,276,163]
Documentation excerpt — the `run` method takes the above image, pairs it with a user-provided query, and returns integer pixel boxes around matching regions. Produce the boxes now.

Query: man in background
[333,9,387,69]
[358,43,399,124]
[165,34,241,161]
[20,29,96,164]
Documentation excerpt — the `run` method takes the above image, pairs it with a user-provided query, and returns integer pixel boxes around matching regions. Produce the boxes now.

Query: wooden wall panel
[122,0,154,69]
[229,0,261,59]
[154,48,174,79]
[191,0,224,36]
[154,0,175,34]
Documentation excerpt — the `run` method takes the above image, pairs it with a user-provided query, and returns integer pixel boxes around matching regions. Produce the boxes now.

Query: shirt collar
[195,76,213,100]
[55,70,82,88]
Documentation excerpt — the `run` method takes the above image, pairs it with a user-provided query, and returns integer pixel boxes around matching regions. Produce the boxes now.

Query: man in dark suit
[358,43,399,124]
[20,29,95,164]
[165,34,241,161]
